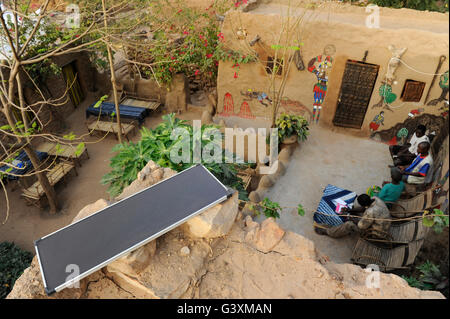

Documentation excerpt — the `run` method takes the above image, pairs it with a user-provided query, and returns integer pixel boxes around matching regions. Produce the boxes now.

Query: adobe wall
[0,51,108,139]
[216,9,449,140]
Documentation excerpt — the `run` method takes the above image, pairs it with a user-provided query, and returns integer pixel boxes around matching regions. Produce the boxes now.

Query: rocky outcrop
[7,161,445,299]
[183,192,239,239]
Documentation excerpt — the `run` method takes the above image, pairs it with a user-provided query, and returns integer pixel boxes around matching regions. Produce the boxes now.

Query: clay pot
[281,134,298,145]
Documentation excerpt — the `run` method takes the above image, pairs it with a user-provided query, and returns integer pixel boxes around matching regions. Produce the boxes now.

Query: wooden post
[102,0,123,143]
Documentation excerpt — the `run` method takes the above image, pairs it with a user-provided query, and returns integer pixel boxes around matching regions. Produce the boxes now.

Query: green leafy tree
[0,0,112,217]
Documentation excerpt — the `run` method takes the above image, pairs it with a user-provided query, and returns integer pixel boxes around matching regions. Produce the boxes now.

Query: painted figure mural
[369,111,385,132]
[307,44,336,123]
[241,89,272,107]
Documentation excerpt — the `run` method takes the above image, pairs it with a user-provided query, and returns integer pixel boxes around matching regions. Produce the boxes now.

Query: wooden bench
[87,121,136,141]
[36,141,89,167]
[21,161,76,208]
[121,98,161,112]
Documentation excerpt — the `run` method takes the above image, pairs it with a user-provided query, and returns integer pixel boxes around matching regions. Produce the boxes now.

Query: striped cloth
[314,184,357,227]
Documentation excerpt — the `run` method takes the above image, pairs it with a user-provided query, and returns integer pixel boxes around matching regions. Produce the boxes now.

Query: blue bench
[86,102,148,125]
[0,150,48,180]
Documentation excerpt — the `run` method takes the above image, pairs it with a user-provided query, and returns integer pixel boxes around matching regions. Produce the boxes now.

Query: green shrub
[275,113,310,143]
[368,0,448,12]
[0,242,33,299]
[101,113,249,200]
[402,261,448,295]
[248,198,306,219]
[423,209,449,233]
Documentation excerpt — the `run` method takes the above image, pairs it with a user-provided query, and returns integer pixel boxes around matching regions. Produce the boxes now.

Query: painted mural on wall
[369,111,385,132]
[219,92,235,117]
[408,108,424,118]
[218,92,256,119]
[237,101,255,119]
[307,44,336,123]
[240,89,272,107]
[279,97,313,122]
[371,45,407,112]
[427,70,449,106]
[219,91,311,122]
[370,113,446,146]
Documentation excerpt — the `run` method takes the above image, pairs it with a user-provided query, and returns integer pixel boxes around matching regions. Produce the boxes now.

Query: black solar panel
[35,164,232,295]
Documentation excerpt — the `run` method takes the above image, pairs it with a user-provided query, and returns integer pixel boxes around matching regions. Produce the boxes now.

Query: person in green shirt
[375,168,405,208]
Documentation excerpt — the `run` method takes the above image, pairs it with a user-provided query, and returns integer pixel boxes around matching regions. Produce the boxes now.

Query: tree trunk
[23,145,59,214]
[102,0,123,143]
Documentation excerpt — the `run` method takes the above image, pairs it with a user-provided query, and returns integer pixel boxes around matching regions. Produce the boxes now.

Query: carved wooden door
[333,60,379,129]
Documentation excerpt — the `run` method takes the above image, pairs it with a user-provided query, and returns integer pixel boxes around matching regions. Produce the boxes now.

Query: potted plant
[275,113,309,145]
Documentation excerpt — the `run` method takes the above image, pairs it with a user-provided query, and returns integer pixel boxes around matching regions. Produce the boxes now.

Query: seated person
[397,141,433,187]
[389,125,429,166]
[315,194,391,240]
[375,168,405,208]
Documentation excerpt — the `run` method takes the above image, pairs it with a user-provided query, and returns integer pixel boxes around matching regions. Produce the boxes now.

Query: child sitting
[374,168,405,208]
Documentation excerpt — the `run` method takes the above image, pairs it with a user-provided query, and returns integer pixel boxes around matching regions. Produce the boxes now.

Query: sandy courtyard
[257,124,392,263]
[0,94,204,252]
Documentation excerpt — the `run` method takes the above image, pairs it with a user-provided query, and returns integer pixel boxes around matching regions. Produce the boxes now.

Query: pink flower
[199,35,204,39]
[171,56,176,60]
[206,53,213,58]
[234,72,238,78]
[183,31,189,35]
[217,32,224,40]
[177,9,182,13]
[195,70,200,76]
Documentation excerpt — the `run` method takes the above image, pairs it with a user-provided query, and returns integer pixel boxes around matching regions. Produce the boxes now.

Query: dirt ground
[257,124,392,264]
[0,93,204,252]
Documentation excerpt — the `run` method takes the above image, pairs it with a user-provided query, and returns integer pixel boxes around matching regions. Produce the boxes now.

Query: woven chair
[351,237,425,271]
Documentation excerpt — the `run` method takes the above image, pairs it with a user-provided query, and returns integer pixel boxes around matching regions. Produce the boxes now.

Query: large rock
[107,241,157,277]
[116,161,174,200]
[165,73,190,113]
[244,216,285,253]
[72,199,109,223]
[183,192,239,238]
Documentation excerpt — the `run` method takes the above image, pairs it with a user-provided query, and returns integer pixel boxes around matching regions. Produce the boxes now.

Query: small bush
[0,242,33,299]
[368,0,448,12]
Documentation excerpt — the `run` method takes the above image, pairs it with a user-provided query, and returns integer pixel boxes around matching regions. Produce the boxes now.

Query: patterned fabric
[314,184,357,227]
[405,154,433,184]
[0,150,48,180]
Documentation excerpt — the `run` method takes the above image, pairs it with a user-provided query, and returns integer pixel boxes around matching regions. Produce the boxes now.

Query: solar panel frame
[34,164,233,295]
